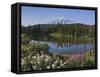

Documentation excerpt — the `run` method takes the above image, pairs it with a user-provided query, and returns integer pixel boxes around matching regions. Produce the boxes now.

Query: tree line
[22,23,95,37]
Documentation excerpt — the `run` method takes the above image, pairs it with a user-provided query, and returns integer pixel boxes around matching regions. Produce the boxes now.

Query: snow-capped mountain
[48,17,75,24]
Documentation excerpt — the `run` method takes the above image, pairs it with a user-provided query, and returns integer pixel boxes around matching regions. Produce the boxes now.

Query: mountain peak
[58,17,66,20]
[48,17,75,24]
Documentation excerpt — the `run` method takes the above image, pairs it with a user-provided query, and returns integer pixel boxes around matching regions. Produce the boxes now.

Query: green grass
[49,32,90,38]
[49,32,64,37]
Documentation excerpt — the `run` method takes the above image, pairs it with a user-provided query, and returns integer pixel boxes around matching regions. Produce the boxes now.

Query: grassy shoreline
[49,32,92,38]
[21,43,95,71]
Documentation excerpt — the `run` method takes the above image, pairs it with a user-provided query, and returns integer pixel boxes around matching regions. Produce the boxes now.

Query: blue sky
[21,6,95,26]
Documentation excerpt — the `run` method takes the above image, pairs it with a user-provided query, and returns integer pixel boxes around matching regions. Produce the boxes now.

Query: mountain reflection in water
[30,35,95,55]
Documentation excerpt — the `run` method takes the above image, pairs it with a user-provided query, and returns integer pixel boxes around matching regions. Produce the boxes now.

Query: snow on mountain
[48,17,75,24]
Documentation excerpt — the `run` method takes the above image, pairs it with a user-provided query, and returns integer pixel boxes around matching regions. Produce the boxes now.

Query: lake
[30,35,95,55]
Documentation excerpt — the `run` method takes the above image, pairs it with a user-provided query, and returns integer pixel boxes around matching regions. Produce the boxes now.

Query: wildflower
[47,66,50,69]
[33,56,36,59]
[21,59,25,65]
[37,61,40,64]
[52,64,55,68]
[70,54,84,61]
[54,60,58,64]
[40,55,44,58]
[45,58,49,62]
[57,66,60,68]
[33,66,37,70]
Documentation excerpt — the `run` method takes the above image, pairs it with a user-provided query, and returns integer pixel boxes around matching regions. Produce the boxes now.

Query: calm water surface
[30,35,95,55]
